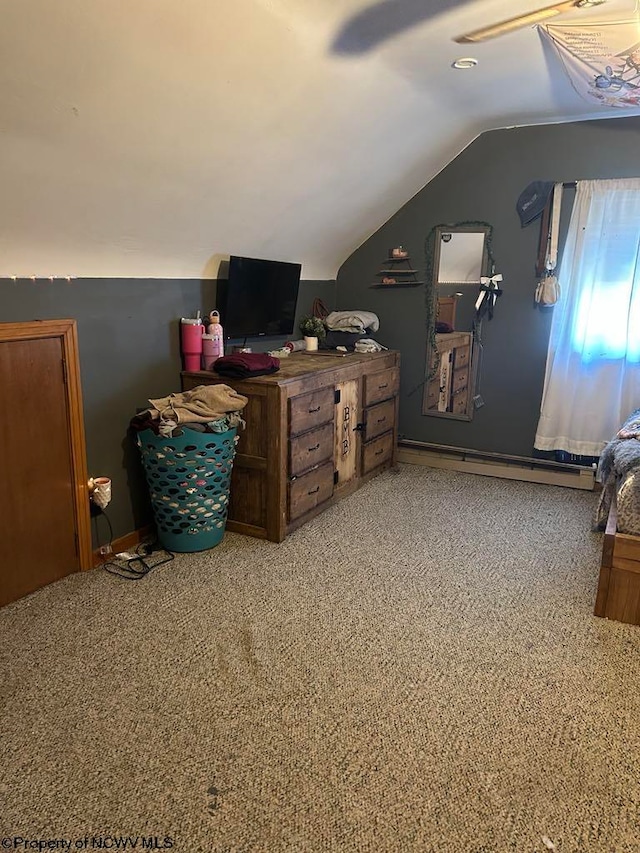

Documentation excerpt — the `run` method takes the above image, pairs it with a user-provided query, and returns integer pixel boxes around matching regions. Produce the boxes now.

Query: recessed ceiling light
[452,57,478,69]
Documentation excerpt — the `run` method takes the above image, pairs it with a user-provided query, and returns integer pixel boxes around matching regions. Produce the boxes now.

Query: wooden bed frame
[595,494,640,625]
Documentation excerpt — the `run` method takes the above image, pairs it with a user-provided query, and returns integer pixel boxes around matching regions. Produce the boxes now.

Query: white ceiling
[0,0,638,279]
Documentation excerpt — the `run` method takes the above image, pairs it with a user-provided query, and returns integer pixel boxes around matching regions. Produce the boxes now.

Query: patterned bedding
[594,408,640,535]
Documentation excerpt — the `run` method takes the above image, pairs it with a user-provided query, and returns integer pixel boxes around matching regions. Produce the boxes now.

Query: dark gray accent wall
[0,278,335,540]
[336,117,640,458]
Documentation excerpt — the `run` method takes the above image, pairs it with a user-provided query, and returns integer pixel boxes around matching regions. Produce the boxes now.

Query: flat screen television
[219,255,302,339]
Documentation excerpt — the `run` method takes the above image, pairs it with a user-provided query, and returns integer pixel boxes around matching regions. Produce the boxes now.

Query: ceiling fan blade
[454,0,604,43]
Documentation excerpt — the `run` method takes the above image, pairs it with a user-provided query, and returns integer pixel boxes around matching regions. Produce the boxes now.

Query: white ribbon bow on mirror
[475,273,503,315]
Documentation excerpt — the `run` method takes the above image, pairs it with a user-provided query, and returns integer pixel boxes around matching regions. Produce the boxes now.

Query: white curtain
[534,178,640,457]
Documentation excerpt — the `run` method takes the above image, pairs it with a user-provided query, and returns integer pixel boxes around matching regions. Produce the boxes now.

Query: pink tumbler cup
[180,318,204,371]
[201,334,217,371]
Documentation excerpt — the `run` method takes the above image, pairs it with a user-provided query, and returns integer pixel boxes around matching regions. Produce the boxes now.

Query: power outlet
[99,544,113,556]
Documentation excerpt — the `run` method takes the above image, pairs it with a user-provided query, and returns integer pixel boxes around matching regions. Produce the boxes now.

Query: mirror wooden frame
[422,223,493,421]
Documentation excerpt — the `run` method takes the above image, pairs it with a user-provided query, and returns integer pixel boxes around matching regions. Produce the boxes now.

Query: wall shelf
[370,282,424,288]
[373,251,422,288]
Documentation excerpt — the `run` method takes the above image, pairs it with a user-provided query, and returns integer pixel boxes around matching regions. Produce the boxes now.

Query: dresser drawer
[452,392,468,415]
[362,431,394,474]
[454,344,470,370]
[288,461,334,522]
[425,379,439,411]
[452,367,468,395]
[363,367,400,407]
[289,422,334,477]
[364,398,396,442]
[289,387,335,435]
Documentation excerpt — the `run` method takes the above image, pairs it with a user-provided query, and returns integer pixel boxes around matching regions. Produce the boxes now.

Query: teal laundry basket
[137,426,238,552]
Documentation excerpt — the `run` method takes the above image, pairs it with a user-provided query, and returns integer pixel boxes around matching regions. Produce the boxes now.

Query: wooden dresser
[424,331,472,417]
[182,350,400,542]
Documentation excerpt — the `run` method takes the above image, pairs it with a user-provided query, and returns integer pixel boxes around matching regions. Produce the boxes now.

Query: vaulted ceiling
[1,0,639,279]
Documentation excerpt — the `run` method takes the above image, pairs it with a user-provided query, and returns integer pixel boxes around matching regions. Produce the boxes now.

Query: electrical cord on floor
[102,538,174,581]
[93,504,174,580]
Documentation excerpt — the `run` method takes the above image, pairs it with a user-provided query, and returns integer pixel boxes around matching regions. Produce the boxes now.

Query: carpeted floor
[1,464,639,853]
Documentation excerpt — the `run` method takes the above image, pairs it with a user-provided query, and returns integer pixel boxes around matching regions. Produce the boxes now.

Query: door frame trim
[0,319,93,571]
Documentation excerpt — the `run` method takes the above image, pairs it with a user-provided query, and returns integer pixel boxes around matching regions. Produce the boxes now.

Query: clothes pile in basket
[133,387,247,553]
[129,384,248,438]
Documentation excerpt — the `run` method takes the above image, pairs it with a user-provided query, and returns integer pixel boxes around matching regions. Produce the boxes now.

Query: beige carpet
[1,464,639,853]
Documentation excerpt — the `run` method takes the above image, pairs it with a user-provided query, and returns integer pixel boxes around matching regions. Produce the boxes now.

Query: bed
[594,408,640,625]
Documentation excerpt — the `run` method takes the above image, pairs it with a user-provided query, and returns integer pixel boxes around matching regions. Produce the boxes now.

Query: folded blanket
[593,408,640,531]
[354,338,387,353]
[214,353,280,378]
[325,310,379,334]
[597,408,640,484]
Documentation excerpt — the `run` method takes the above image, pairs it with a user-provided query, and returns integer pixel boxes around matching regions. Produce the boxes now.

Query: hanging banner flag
[538,22,640,108]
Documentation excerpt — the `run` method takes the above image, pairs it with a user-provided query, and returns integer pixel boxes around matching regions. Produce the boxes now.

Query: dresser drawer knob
[308,405,321,413]
[378,383,388,390]
[308,442,320,452]
[375,448,384,456]
[376,416,386,424]
[308,485,320,495]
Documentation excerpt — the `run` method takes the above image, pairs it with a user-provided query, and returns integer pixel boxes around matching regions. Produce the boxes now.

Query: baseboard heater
[397,439,595,490]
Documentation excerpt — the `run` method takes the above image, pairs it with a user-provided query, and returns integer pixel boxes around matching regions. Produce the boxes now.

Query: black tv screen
[221,255,301,339]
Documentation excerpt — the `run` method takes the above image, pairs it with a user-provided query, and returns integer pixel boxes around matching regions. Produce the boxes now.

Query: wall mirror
[422,223,492,421]
[438,231,487,283]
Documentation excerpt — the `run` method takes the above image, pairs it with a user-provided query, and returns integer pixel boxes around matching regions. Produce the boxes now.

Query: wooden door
[0,320,92,607]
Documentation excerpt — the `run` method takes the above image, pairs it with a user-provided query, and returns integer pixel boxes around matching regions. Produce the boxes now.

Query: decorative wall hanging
[535,182,564,306]
[475,274,504,319]
[539,22,640,108]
